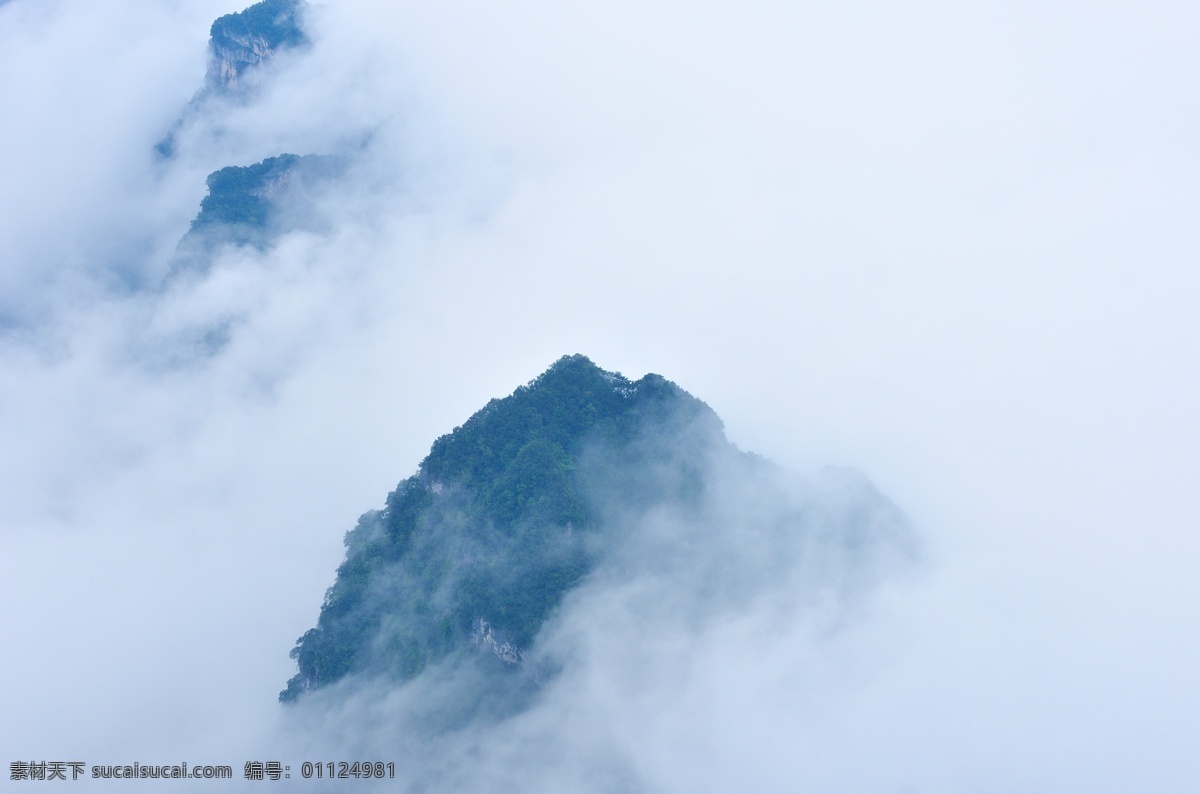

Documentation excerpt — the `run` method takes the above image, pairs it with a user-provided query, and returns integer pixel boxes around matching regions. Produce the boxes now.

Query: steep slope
[170,153,343,274]
[281,356,911,708]
[207,0,307,91]
[155,0,309,158]
[281,355,730,701]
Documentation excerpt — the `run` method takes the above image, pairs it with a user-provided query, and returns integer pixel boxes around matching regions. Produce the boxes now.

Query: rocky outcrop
[155,1,308,158]
[471,618,524,665]
[209,33,276,90]
[206,0,307,91]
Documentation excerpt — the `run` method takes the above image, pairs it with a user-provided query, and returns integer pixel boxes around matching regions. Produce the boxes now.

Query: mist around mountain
[6,0,1194,789]
[208,0,307,93]
[156,0,308,159]
[280,355,914,745]
[155,0,337,284]
[170,153,344,276]
[156,1,358,291]
[149,1,915,747]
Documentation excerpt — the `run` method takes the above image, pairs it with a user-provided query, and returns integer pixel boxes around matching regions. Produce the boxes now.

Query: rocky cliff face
[206,0,307,92]
[160,1,337,281]
[155,0,308,158]
[209,32,276,90]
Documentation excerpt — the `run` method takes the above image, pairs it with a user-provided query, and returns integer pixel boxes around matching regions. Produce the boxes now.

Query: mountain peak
[207,0,307,91]
[155,0,309,158]
[280,356,731,703]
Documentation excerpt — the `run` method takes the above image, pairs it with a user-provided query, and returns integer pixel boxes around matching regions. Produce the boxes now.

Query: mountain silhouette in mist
[169,153,344,276]
[156,0,308,159]
[281,355,911,708]
[206,0,307,93]
[281,355,732,701]
[157,0,347,280]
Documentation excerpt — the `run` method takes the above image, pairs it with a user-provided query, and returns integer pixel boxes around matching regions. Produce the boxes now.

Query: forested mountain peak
[417,354,722,488]
[169,153,343,274]
[207,0,307,91]
[280,355,734,703]
[280,356,911,732]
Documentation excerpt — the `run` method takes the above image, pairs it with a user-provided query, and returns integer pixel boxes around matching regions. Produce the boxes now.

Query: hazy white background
[1,0,1197,790]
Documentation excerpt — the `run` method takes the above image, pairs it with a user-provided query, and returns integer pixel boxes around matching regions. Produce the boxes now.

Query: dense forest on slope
[210,0,307,52]
[281,355,912,719]
[192,155,304,231]
[169,154,343,272]
[281,355,736,702]
[190,154,340,235]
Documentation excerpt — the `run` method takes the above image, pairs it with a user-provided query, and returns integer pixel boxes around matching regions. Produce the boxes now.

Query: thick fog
[2,0,1198,791]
